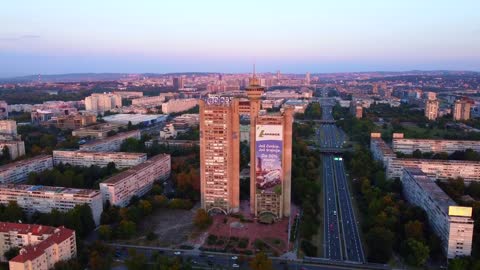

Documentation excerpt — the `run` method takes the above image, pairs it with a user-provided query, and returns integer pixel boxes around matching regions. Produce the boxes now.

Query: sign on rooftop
[448,206,472,217]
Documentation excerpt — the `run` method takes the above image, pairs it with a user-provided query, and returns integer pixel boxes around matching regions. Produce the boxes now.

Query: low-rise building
[0,140,25,160]
[0,155,53,184]
[392,133,480,154]
[72,123,125,139]
[0,120,17,136]
[401,167,473,258]
[79,130,141,152]
[0,185,103,225]
[54,114,96,130]
[159,124,177,139]
[0,222,76,270]
[53,150,147,169]
[100,154,171,207]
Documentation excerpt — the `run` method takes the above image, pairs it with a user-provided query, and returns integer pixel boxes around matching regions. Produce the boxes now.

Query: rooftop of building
[103,114,167,123]
[73,122,125,132]
[101,154,170,185]
[403,167,456,214]
[53,150,146,158]
[80,130,140,147]
[0,222,56,235]
[0,155,51,172]
[10,225,74,263]
[0,184,100,197]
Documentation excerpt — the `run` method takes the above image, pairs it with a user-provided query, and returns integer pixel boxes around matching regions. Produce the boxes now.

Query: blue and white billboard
[255,125,283,194]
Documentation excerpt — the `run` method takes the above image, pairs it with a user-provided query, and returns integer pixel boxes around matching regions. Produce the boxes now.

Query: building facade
[131,95,165,107]
[54,114,96,130]
[85,93,122,113]
[0,155,53,184]
[53,150,147,169]
[401,167,473,258]
[0,223,76,270]
[0,185,103,225]
[199,97,240,214]
[99,154,171,207]
[0,140,25,160]
[392,133,480,154]
[161,99,198,114]
[453,99,471,121]
[425,99,439,120]
[0,120,17,136]
[79,130,141,152]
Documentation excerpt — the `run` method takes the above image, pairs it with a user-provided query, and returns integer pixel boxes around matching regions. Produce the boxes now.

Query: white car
[232,264,240,268]
[231,256,238,260]
[174,251,181,255]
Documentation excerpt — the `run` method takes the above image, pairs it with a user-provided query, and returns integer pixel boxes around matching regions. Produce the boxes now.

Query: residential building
[131,95,165,107]
[72,123,125,139]
[0,101,8,119]
[102,114,167,126]
[0,155,53,184]
[79,130,141,152]
[401,167,473,258]
[0,120,17,136]
[159,124,177,139]
[425,99,440,120]
[53,150,147,169]
[85,93,122,113]
[199,97,240,214]
[173,77,184,90]
[162,99,198,114]
[453,99,471,121]
[0,223,76,270]
[113,91,143,99]
[370,133,480,182]
[0,140,25,160]
[54,114,96,130]
[392,133,480,154]
[99,154,171,207]
[0,185,103,225]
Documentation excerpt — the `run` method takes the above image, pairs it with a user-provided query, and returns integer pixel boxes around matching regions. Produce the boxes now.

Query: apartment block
[370,133,480,182]
[99,154,171,207]
[199,97,240,214]
[0,155,53,184]
[401,167,473,258]
[85,93,122,113]
[425,99,439,120]
[0,120,17,136]
[79,130,141,152]
[53,150,147,169]
[161,98,197,114]
[392,133,480,154]
[453,99,471,121]
[131,95,165,107]
[0,185,103,225]
[72,123,125,139]
[0,223,76,270]
[0,140,25,160]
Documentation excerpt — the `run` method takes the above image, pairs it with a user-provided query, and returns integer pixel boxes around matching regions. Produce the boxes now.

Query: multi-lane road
[319,101,364,263]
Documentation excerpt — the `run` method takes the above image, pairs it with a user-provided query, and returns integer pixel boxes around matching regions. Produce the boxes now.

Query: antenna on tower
[253,63,256,78]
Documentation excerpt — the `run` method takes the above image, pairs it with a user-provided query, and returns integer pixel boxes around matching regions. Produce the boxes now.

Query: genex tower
[246,68,293,223]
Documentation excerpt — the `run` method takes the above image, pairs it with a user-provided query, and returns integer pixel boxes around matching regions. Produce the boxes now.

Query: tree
[401,238,429,266]
[193,209,212,229]
[404,220,424,240]
[53,259,82,270]
[117,220,136,239]
[249,252,273,270]
[98,225,112,240]
[88,241,113,270]
[366,227,394,263]
[4,247,20,260]
[448,257,470,270]
[2,201,25,222]
[125,249,147,270]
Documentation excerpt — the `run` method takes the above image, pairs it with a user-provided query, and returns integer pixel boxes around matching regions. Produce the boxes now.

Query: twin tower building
[199,75,293,222]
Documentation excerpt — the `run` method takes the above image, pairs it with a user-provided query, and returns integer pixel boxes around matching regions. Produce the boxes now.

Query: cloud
[0,35,40,42]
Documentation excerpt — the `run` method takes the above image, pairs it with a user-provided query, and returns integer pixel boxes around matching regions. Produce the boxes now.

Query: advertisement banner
[255,125,283,194]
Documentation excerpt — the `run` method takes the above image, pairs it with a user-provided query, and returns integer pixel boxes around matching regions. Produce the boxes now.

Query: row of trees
[339,113,442,266]
[27,162,120,189]
[397,148,480,161]
[291,122,321,256]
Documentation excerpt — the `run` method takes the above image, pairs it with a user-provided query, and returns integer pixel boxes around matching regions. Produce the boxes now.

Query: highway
[319,100,364,263]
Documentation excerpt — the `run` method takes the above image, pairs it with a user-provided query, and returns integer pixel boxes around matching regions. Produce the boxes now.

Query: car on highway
[232,264,240,268]
[174,251,181,255]
[231,256,238,260]
[333,210,337,216]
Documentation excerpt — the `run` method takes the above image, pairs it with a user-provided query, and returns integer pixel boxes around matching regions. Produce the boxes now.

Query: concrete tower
[199,97,240,214]
[246,66,265,213]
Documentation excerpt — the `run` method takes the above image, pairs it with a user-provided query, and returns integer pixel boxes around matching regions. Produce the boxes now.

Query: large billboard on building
[255,125,283,194]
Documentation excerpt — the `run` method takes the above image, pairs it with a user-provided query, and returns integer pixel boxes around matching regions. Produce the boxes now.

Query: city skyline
[1,0,480,77]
